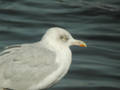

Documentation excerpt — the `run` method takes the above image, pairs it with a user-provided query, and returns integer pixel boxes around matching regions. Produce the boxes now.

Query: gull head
[41,27,87,48]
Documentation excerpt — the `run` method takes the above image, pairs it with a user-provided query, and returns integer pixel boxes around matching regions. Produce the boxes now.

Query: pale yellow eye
[60,35,69,41]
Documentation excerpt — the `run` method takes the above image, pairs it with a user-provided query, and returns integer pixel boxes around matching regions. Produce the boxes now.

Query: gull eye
[60,35,69,41]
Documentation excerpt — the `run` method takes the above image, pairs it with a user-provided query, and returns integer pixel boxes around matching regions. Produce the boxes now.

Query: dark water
[0,0,120,90]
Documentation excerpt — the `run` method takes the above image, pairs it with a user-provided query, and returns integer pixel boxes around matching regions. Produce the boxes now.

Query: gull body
[0,27,87,90]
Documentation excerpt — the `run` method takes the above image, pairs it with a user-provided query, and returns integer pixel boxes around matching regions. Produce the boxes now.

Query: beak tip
[80,43,87,47]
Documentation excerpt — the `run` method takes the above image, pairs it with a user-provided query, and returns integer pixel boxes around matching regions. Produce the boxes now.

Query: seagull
[0,27,87,90]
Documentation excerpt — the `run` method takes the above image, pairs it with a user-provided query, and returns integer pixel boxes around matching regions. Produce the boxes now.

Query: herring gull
[0,27,87,90]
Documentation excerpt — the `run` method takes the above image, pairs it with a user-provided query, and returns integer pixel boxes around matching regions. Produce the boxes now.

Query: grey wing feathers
[0,43,58,89]
[0,43,56,65]
[5,44,21,49]
[0,44,22,64]
[0,44,22,57]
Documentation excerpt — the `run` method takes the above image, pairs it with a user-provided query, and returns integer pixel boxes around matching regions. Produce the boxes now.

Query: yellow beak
[72,40,87,47]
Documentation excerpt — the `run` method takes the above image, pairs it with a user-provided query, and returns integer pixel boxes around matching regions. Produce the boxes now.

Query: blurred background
[0,0,120,90]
